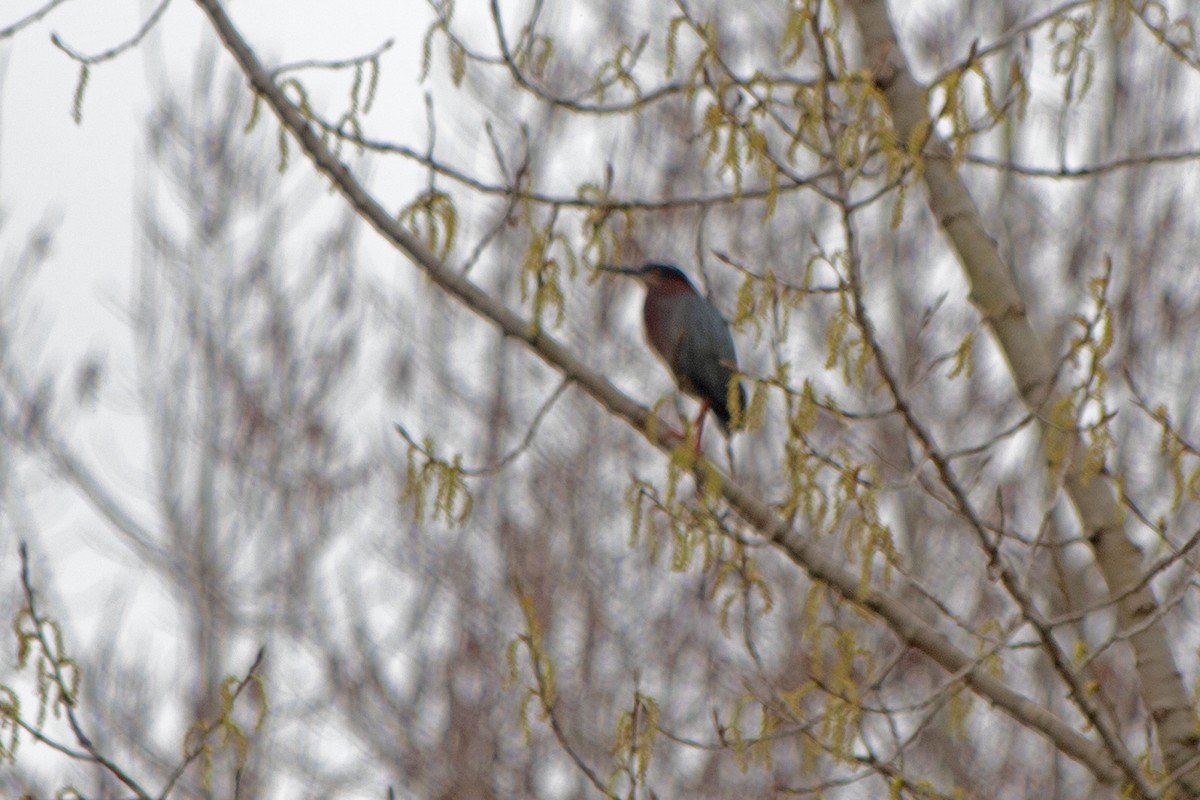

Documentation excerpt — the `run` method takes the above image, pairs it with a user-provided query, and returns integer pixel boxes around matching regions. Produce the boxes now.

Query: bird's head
[599,263,697,294]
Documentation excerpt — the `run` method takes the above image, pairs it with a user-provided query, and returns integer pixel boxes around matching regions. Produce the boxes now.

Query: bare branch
[188,0,1126,784]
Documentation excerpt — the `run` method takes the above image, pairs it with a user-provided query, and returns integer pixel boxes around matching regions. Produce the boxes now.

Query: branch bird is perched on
[601,263,746,448]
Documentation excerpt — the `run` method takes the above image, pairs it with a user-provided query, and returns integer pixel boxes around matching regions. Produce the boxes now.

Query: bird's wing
[676,296,742,422]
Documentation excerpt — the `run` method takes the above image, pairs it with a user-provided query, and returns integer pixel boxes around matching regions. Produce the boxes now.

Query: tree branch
[191,0,1123,785]
[846,0,1200,793]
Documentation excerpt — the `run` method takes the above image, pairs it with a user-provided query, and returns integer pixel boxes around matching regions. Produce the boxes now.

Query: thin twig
[0,0,72,40]
[395,378,569,476]
[50,0,171,64]
[18,543,155,800]
[154,647,267,800]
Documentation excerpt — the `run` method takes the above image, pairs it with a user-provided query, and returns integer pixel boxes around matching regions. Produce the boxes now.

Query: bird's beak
[598,265,643,278]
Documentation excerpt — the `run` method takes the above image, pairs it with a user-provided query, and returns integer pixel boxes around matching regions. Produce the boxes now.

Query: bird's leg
[692,399,710,454]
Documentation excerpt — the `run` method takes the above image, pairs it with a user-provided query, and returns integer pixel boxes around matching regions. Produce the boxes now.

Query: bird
[600,262,746,448]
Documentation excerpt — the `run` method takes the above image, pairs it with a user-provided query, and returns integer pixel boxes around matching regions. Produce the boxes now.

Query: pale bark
[846,0,1200,794]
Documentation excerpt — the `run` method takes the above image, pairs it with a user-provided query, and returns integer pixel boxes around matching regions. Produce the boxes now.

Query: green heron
[601,263,746,447]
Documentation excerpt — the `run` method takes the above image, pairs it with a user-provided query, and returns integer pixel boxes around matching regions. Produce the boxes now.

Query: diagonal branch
[836,204,1149,794]
[191,0,1123,785]
[846,0,1200,794]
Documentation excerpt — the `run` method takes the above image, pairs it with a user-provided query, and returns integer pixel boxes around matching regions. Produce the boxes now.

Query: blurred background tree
[4,0,1200,798]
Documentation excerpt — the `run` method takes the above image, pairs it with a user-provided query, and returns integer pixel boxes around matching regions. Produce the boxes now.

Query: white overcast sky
[1,0,437,660]
[3,0,431,364]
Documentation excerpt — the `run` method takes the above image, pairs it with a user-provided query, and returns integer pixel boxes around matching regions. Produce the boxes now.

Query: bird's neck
[642,284,692,355]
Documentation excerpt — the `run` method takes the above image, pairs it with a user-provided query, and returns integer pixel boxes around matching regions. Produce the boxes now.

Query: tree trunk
[847,0,1200,793]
